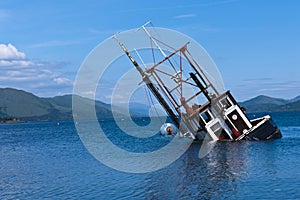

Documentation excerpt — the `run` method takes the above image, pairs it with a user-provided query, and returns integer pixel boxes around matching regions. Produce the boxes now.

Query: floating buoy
[160,123,177,136]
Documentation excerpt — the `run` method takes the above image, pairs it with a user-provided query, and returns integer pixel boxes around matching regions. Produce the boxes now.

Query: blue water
[0,112,300,199]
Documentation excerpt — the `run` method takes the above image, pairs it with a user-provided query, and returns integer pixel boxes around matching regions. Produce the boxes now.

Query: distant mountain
[277,100,300,111]
[1,87,300,121]
[290,95,300,103]
[0,88,53,118]
[0,88,115,121]
[44,94,115,119]
[240,95,300,112]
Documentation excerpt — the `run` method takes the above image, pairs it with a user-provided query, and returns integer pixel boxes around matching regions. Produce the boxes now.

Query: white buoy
[160,123,177,136]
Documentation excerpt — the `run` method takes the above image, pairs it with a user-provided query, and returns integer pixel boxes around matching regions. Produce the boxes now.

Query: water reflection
[145,141,250,199]
[2,119,298,199]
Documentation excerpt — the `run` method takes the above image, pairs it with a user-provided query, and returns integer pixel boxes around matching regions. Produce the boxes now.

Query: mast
[189,73,211,101]
[114,36,181,128]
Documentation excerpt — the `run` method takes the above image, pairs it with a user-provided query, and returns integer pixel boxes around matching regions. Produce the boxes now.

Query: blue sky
[0,0,299,101]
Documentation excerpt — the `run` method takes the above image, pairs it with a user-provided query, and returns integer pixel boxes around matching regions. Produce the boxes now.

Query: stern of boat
[236,115,282,141]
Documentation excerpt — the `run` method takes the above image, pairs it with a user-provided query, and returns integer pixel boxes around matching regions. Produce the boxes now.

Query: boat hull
[239,117,282,141]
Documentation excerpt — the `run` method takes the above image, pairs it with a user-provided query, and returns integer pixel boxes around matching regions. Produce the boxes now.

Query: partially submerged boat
[113,24,282,142]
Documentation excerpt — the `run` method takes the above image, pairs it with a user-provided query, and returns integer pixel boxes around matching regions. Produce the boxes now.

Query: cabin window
[220,97,232,109]
[200,110,212,123]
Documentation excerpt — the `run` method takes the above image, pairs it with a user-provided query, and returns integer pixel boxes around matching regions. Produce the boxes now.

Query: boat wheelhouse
[113,23,282,142]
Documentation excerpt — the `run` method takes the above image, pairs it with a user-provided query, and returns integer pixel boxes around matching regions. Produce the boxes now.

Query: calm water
[0,112,300,199]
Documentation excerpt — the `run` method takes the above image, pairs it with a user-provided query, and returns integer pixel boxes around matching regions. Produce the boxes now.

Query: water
[0,112,300,199]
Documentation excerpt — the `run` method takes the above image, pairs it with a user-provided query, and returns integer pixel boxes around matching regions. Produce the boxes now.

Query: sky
[0,0,299,101]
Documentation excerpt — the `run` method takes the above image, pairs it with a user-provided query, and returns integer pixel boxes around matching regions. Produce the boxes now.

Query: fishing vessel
[113,23,282,142]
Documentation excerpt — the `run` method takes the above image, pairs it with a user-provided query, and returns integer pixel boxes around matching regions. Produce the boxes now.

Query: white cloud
[0,43,25,59]
[174,14,197,19]
[0,43,73,96]
[0,59,31,67]
[30,40,81,48]
[81,90,95,96]
[53,77,73,85]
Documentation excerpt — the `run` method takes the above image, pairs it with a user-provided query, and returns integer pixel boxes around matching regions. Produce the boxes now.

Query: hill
[1,88,300,121]
[290,95,300,102]
[277,100,300,111]
[240,95,300,112]
[0,88,114,121]
[0,88,53,118]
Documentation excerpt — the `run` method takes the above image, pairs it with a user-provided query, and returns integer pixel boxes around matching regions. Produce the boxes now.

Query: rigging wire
[143,84,165,124]
[150,37,156,64]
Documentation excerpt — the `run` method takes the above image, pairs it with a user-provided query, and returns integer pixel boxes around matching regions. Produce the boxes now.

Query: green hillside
[240,95,300,112]
[0,88,53,118]
[290,95,300,102]
[277,100,300,111]
[0,88,113,121]
[1,87,300,121]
